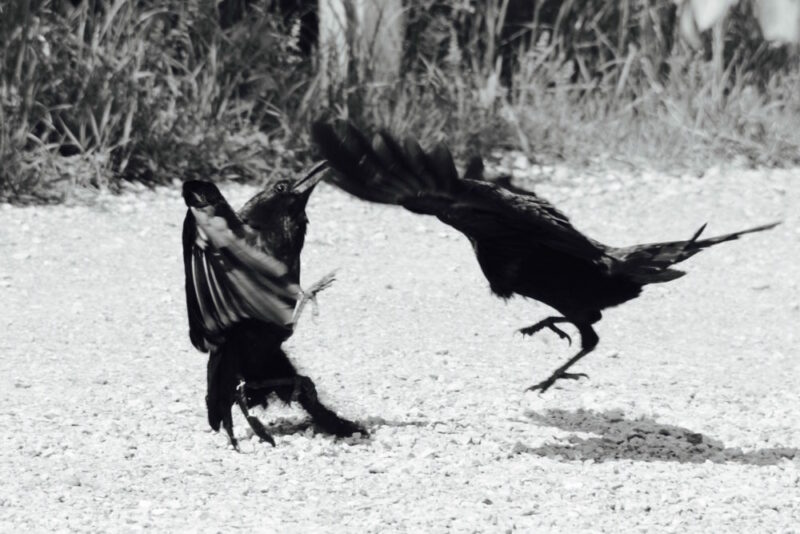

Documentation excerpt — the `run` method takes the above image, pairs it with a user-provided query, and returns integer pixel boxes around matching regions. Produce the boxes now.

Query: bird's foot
[307,270,337,296]
[236,382,276,447]
[518,319,572,346]
[243,414,276,447]
[293,270,337,323]
[333,418,368,438]
[526,371,589,394]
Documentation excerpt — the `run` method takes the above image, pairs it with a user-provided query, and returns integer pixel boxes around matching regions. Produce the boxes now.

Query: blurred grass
[1,0,799,203]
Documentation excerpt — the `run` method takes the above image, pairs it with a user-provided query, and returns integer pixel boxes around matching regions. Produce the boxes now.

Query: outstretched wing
[182,202,299,352]
[311,121,605,262]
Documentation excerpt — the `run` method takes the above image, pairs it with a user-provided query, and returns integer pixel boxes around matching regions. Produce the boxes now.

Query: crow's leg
[518,317,572,345]
[221,407,239,451]
[235,381,276,447]
[527,323,599,393]
[206,350,240,450]
[295,375,367,438]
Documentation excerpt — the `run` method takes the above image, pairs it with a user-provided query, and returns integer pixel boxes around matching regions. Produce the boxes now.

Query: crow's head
[238,162,328,274]
[182,180,226,209]
[239,161,328,228]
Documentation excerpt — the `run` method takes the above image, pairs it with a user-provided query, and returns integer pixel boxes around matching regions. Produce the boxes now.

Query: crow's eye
[274,181,289,193]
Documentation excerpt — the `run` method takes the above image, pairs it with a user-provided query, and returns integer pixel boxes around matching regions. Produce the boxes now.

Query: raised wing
[182,201,299,352]
[312,121,605,262]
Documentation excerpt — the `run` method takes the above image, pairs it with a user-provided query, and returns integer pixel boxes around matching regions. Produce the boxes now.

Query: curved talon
[555,330,572,346]
[518,318,572,345]
[235,379,276,447]
[526,383,549,393]
[244,415,276,447]
[526,372,589,393]
[292,271,337,323]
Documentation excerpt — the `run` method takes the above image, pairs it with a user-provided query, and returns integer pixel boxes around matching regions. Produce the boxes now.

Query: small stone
[420,448,438,459]
[168,403,190,414]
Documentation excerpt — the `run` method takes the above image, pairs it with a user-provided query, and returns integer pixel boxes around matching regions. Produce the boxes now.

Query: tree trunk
[318,0,404,95]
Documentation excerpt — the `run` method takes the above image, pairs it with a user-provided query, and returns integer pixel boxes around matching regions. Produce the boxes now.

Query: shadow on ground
[519,409,798,465]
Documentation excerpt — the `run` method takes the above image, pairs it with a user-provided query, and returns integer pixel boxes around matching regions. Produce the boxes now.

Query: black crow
[311,121,779,393]
[182,164,365,448]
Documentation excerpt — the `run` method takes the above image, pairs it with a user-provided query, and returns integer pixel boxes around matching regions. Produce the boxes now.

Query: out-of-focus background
[1,0,799,202]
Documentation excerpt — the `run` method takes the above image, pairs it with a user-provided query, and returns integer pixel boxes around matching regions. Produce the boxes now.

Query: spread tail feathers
[612,221,780,284]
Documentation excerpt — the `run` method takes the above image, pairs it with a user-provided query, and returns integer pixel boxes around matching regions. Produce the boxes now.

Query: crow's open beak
[292,161,328,197]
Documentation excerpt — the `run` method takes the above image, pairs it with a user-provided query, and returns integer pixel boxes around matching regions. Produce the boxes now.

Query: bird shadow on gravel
[516,409,798,465]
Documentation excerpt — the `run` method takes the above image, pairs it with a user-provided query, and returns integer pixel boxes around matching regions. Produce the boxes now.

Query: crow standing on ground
[311,121,779,393]
[182,166,365,449]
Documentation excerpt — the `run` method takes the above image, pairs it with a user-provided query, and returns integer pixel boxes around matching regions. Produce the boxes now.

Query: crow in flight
[311,121,779,393]
[182,165,365,448]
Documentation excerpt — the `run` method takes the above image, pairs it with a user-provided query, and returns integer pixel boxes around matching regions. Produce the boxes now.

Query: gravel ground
[1,165,798,532]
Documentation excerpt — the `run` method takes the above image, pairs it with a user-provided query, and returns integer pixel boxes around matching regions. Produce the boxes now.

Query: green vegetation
[1,0,799,202]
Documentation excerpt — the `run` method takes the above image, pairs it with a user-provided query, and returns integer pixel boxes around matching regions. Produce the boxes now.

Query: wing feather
[182,202,299,352]
[313,121,604,262]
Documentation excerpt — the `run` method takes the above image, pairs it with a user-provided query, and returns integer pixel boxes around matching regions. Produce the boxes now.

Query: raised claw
[517,323,572,346]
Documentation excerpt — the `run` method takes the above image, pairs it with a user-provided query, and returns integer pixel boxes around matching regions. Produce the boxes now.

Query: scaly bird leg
[292,270,337,324]
[518,316,573,345]
[527,323,599,393]
[235,381,276,446]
